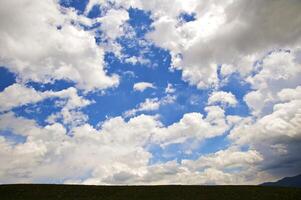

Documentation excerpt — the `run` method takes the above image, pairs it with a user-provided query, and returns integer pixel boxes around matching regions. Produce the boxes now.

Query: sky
[0,0,301,185]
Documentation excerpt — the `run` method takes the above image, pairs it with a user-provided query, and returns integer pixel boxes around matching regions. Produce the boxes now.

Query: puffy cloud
[0,113,157,183]
[165,83,176,94]
[0,84,91,112]
[124,56,150,65]
[0,104,234,184]
[229,96,301,178]
[278,86,301,101]
[124,95,175,117]
[124,98,160,117]
[138,0,301,89]
[0,84,45,112]
[153,106,229,146]
[1,0,301,186]
[133,82,156,92]
[0,0,119,92]
[229,49,301,179]
[179,148,267,185]
[183,148,263,171]
[84,0,301,89]
[97,9,129,40]
[0,84,92,127]
[183,0,301,88]
[244,50,301,115]
[208,91,238,107]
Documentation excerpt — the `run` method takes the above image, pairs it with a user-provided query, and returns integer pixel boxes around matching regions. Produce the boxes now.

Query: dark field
[0,184,300,200]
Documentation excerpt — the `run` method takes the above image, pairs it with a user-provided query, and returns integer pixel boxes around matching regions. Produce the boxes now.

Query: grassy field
[0,184,300,200]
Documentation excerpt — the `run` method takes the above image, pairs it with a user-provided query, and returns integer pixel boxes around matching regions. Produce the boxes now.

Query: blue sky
[0,0,301,185]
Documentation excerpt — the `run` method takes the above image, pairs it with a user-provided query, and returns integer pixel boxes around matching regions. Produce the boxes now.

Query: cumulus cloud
[0,84,92,127]
[208,91,238,107]
[139,0,301,89]
[0,0,119,92]
[165,83,176,94]
[0,113,156,183]
[184,148,263,171]
[0,84,45,112]
[0,106,234,184]
[124,95,175,117]
[85,0,301,89]
[229,96,301,178]
[1,0,300,186]
[244,50,301,115]
[153,106,229,146]
[97,9,129,40]
[133,82,156,92]
[0,84,91,112]
[228,49,301,179]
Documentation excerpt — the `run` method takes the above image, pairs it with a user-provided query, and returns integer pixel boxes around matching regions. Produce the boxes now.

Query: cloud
[124,95,175,117]
[0,84,92,127]
[226,49,301,179]
[278,86,301,101]
[0,84,91,112]
[0,0,119,92]
[97,9,129,40]
[185,148,263,170]
[208,91,238,107]
[153,106,229,146]
[229,94,301,178]
[0,105,233,184]
[85,0,301,89]
[244,50,301,115]
[133,82,156,92]
[0,84,45,112]
[0,113,156,183]
[165,83,176,94]
[143,0,301,89]
[1,0,301,186]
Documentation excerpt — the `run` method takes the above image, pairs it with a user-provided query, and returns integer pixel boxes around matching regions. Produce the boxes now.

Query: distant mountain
[261,174,301,188]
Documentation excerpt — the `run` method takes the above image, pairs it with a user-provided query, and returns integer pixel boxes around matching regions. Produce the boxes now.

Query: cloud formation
[0,0,300,185]
[133,82,156,92]
[208,91,238,107]
[0,0,119,91]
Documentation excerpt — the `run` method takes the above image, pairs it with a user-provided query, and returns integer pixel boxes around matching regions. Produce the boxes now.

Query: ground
[0,184,300,200]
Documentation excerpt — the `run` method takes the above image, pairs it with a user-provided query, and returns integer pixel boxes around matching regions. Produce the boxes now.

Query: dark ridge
[261,174,301,188]
[0,184,300,200]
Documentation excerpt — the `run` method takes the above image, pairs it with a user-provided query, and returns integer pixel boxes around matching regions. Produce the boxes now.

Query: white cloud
[138,98,160,111]
[208,91,238,107]
[229,96,301,177]
[165,83,176,94]
[278,86,301,101]
[133,82,156,92]
[97,9,129,40]
[84,0,301,90]
[0,84,45,112]
[124,95,175,117]
[1,0,301,186]
[0,84,92,127]
[153,106,229,146]
[0,105,234,184]
[0,113,157,183]
[220,64,235,77]
[227,72,301,179]
[0,84,91,112]
[0,0,119,92]
[184,148,263,171]
[124,56,150,66]
[244,50,301,115]
[133,0,301,89]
